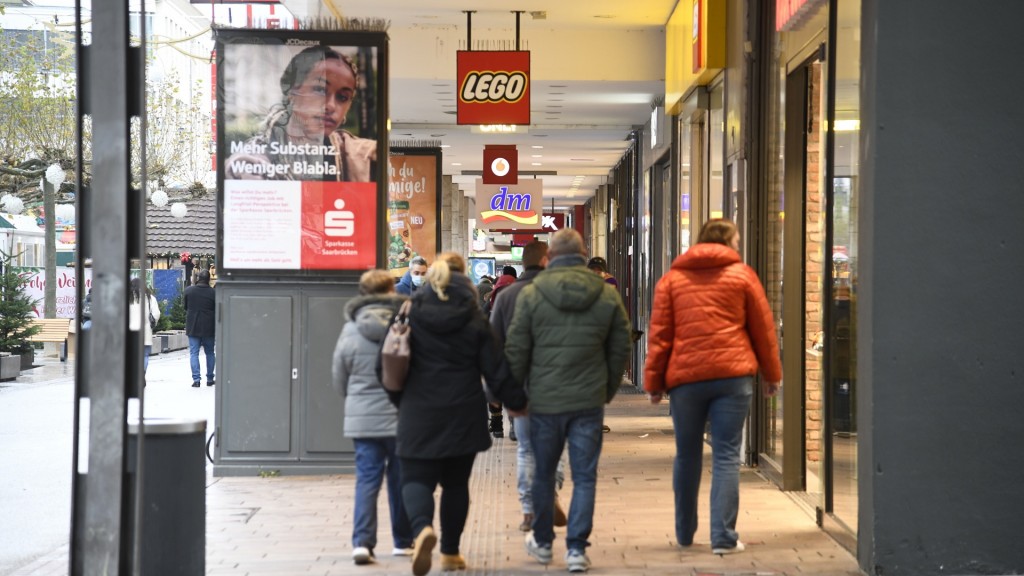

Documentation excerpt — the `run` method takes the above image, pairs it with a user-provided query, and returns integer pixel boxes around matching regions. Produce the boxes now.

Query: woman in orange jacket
[643,218,782,555]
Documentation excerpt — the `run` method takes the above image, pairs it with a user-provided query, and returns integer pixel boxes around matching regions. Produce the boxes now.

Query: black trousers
[400,453,477,555]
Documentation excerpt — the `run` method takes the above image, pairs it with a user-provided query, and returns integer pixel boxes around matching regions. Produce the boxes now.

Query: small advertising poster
[387,149,441,275]
[216,29,388,273]
[475,179,543,231]
[467,257,495,285]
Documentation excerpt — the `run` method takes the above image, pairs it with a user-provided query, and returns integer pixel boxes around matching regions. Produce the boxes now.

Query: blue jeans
[144,345,151,373]
[188,336,215,384]
[514,415,566,515]
[529,407,603,551]
[668,376,753,549]
[353,438,413,550]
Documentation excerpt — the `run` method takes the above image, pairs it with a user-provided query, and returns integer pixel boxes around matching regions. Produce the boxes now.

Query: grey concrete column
[859,1,1024,574]
[440,175,453,253]
[458,194,470,256]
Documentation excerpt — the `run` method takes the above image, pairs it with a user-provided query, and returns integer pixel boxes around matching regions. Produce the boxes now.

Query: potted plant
[0,250,41,372]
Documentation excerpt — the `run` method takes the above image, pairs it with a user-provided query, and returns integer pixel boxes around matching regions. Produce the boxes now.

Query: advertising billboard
[215,29,388,275]
[387,148,441,275]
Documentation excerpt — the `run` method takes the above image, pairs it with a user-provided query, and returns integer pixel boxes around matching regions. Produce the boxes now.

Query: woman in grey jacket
[332,269,413,566]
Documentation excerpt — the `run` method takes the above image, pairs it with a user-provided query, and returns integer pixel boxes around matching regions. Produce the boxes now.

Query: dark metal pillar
[71,0,147,571]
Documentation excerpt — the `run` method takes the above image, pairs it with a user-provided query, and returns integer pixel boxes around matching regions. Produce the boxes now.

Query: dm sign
[457,51,530,125]
[475,179,543,230]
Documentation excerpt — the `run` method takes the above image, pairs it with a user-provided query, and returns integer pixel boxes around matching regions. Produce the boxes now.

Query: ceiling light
[452,162,462,166]
[440,144,451,148]
[531,162,542,166]
[834,119,860,131]
[531,145,544,149]
[531,154,542,158]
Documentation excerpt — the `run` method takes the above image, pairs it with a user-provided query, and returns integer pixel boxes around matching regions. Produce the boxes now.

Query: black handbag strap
[395,299,412,325]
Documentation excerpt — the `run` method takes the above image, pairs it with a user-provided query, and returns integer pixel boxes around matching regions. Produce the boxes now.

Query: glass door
[825,0,861,537]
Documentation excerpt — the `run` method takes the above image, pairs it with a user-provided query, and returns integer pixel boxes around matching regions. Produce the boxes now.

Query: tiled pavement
[9,355,864,576]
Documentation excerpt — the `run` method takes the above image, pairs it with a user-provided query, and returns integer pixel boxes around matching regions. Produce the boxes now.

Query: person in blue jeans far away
[184,269,216,387]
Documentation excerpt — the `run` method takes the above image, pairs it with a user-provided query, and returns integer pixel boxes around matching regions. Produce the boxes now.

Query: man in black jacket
[184,269,216,387]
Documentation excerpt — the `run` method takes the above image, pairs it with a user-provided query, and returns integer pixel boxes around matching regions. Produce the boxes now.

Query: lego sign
[457,51,530,125]
[475,178,543,230]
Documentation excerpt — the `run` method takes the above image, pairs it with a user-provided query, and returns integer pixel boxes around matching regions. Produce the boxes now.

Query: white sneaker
[352,546,374,565]
[392,547,414,556]
[525,532,553,565]
[712,540,746,555]
[566,549,591,573]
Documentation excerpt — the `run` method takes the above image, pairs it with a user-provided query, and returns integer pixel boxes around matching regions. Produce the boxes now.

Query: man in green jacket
[504,228,632,574]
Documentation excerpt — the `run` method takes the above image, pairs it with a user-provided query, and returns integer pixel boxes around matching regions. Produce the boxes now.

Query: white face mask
[411,274,425,287]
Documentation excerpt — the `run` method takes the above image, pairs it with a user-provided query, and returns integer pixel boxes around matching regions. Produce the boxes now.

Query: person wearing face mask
[225,45,376,182]
[643,218,782,555]
[395,256,428,296]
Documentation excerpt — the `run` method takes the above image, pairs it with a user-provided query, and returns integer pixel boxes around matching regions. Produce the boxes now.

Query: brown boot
[440,553,467,571]
[411,526,436,576]
[553,498,567,527]
[519,513,534,532]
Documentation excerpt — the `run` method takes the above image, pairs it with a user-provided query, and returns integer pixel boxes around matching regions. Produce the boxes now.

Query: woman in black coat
[395,252,527,576]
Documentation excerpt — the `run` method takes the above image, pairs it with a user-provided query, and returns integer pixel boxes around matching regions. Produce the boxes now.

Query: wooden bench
[27,318,72,361]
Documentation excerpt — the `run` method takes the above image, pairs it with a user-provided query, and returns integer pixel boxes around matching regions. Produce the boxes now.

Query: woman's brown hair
[697,218,738,246]
[358,269,395,296]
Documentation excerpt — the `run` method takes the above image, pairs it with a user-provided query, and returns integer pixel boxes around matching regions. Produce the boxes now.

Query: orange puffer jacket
[643,243,782,394]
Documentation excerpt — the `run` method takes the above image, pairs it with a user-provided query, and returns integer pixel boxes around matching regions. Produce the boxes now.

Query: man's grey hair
[410,256,428,267]
[548,229,586,257]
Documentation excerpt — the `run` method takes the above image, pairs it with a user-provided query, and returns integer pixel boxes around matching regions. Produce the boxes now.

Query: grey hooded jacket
[332,293,406,438]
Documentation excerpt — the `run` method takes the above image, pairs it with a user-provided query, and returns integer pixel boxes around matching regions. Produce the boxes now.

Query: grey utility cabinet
[213,281,358,475]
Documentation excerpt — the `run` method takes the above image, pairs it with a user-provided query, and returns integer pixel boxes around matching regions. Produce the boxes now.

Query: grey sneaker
[525,532,553,565]
[566,549,591,573]
[712,540,746,555]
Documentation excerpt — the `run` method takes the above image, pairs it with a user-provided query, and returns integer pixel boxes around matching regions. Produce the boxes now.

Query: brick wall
[804,63,824,464]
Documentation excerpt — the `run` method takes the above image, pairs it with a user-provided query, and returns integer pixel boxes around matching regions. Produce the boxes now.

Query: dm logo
[479,186,538,225]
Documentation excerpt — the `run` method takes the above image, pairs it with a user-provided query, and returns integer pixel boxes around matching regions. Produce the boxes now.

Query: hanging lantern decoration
[1,194,25,215]
[150,189,169,207]
[170,202,188,218]
[45,163,66,188]
[55,203,76,223]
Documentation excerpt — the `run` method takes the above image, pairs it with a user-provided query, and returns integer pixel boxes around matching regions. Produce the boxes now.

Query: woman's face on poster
[288,58,356,140]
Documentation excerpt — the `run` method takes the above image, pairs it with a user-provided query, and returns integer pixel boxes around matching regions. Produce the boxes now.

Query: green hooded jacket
[504,256,632,414]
